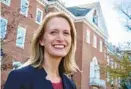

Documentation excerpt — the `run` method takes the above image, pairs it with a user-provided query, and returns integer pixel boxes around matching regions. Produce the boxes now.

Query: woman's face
[40,17,72,58]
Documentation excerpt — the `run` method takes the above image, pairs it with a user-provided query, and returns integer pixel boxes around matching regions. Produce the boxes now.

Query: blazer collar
[39,67,72,89]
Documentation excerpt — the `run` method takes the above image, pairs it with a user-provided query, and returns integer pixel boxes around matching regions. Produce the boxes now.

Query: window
[90,57,101,86]
[118,77,121,84]
[93,35,97,48]
[110,58,114,68]
[0,17,8,39]
[100,40,103,52]
[93,10,98,25]
[114,62,117,68]
[107,56,110,65]
[1,0,11,6]
[86,30,90,44]
[90,62,94,78]
[13,60,23,69]
[107,72,110,82]
[16,26,26,48]
[36,8,43,24]
[20,0,29,16]
[90,57,100,79]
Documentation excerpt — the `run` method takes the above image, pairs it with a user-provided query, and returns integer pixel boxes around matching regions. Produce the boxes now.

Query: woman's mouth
[53,44,65,49]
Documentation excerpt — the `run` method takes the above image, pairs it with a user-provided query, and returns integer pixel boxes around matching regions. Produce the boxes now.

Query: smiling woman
[4,12,79,89]
[40,16,72,58]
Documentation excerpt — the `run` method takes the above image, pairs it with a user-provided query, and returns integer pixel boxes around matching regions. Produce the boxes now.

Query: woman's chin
[51,52,68,58]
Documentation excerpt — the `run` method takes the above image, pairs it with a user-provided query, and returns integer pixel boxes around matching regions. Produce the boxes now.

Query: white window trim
[86,30,90,44]
[1,0,11,6]
[16,26,26,48]
[100,40,103,52]
[93,35,97,48]
[36,8,43,24]
[20,0,29,17]
[0,16,8,39]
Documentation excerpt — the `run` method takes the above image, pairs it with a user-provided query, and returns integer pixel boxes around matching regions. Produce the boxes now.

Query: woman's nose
[56,33,64,42]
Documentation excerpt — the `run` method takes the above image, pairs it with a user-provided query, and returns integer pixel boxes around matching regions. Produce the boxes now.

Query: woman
[4,12,79,89]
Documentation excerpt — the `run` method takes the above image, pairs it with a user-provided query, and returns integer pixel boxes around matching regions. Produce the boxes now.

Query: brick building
[1,0,110,89]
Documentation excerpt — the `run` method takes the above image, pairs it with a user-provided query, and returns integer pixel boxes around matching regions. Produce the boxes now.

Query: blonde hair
[24,12,79,74]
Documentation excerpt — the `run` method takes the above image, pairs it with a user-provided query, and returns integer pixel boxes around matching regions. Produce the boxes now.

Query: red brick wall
[74,22,107,89]
[74,22,83,89]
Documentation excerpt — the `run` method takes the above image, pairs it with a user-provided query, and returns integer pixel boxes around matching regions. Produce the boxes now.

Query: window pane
[16,26,26,48]
[13,60,23,69]
[93,10,98,25]
[1,0,11,6]
[20,0,29,16]
[100,40,103,52]
[90,62,94,78]
[93,35,97,48]
[36,8,43,24]
[86,30,90,44]
[0,17,8,39]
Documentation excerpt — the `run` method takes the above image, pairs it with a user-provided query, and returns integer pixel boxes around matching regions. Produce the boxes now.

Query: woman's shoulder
[9,65,36,78]
[4,65,36,89]
[15,65,35,73]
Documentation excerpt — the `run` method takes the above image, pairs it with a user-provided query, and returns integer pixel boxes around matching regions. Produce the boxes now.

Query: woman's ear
[39,39,44,46]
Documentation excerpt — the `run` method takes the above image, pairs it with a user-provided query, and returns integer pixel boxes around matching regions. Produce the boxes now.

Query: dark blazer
[4,65,76,89]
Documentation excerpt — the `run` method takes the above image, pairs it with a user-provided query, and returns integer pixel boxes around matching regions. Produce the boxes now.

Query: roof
[66,2,99,17]
[67,7,91,17]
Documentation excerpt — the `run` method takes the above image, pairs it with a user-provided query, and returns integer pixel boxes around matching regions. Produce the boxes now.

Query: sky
[60,0,131,46]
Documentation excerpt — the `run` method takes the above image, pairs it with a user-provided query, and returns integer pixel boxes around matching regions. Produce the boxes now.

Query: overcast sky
[60,0,131,45]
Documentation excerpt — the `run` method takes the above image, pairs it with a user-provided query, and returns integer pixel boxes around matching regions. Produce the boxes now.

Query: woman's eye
[50,31,57,35]
[64,32,70,35]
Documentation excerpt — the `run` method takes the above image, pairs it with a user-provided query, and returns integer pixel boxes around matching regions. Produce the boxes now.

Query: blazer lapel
[61,74,71,89]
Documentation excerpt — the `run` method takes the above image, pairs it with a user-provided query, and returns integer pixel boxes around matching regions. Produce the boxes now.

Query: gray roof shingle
[67,7,91,16]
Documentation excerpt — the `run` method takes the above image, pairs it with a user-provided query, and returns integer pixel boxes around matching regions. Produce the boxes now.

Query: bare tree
[1,4,33,43]
[116,0,131,31]
[1,4,33,50]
